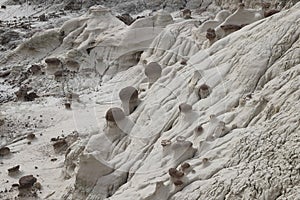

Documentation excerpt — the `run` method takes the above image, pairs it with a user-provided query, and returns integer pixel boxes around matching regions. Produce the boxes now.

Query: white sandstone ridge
[60,2,300,200]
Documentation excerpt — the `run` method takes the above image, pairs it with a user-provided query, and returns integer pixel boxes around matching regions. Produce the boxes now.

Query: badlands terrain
[0,0,299,199]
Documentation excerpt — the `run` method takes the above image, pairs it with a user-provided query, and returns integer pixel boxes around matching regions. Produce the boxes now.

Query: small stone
[168,168,184,178]
[52,139,67,152]
[194,125,203,134]
[27,141,31,145]
[161,139,171,147]
[50,137,59,142]
[27,133,36,140]
[202,158,209,163]
[181,162,191,169]
[65,102,71,110]
[33,182,42,190]
[19,175,37,189]
[180,59,187,65]
[181,9,192,19]
[0,147,10,156]
[8,165,20,174]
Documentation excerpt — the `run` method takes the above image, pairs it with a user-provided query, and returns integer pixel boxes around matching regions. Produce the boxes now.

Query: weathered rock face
[67,2,300,200]
[0,1,299,200]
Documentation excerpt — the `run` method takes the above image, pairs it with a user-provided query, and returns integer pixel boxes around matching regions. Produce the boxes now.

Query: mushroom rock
[145,62,162,88]
[104,108,127,141]
[206,28,216,41]
[205,28,218,47]
[18,175,37,197]
[65,59,80,72]
[179,103,198,124]
[27,133,36,140]
[19,175,37,188]
[198,84,210,99]
[202,157,210,167]
[181,9,192,19]
[119,86,139,115]
[168,167,188,188]
[105,107,126,124]
[168,168,184,179]
[194,125,203,135]
[180,162,192,174]
[0,147,10,156]
[45,57,62,75]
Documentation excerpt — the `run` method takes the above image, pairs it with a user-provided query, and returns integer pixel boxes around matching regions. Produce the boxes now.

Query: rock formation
[0,1,299,200]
